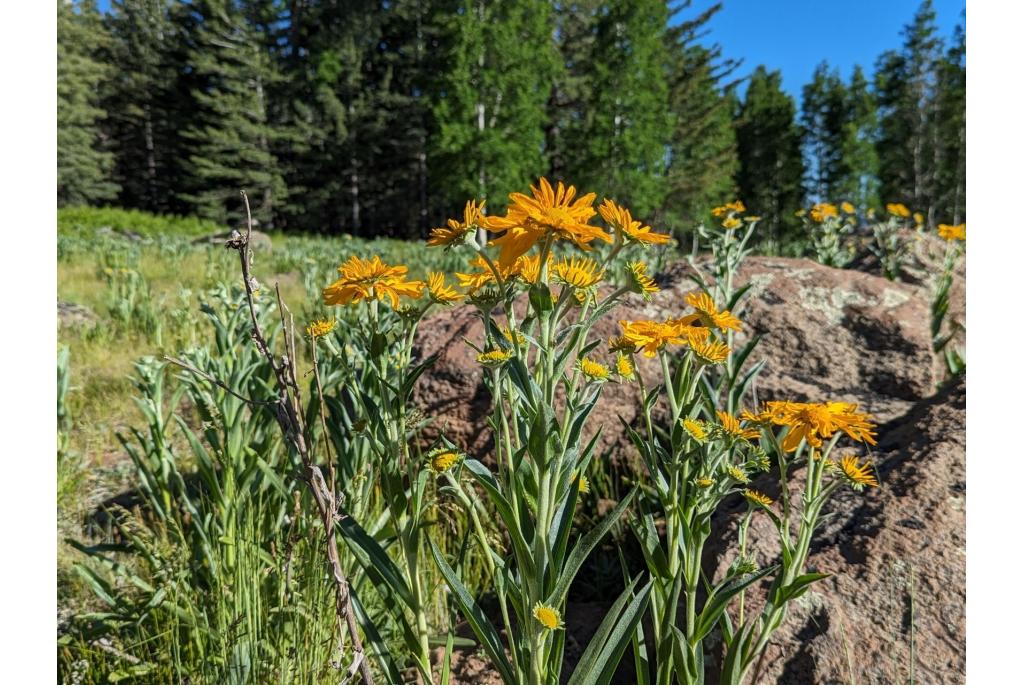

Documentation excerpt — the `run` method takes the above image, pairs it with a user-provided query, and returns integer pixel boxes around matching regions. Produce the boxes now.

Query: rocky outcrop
[58,300,97,328]
[707,375,965,684]
[413,256,939,460]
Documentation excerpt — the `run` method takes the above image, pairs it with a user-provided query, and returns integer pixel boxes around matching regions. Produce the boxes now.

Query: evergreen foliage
[57,0,120,206]
[56,0,966,239]
[734,66,805,247]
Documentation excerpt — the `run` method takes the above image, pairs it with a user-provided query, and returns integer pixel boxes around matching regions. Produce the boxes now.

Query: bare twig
[224,191,374,685]
[163,355,276,406]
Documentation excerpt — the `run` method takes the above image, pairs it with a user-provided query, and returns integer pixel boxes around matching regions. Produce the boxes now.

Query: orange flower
[766,401,877,452]
[599,198,670,245]
[323,255,424,308]
[487,178,610,268]
[428,200,486,248]
[685,291,741,332]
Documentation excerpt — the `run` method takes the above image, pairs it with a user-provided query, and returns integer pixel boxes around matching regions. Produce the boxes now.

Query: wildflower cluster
[292,178,884,684]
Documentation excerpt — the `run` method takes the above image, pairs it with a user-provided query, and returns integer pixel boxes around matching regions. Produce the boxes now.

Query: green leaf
[548,488,637,606]
[429,540,516,684]
[693,565,775,644]
[350,587,404,684]
[463,459,536,578]
[776,572,831,604]
[566,576,654,685]
[336,512,415,610]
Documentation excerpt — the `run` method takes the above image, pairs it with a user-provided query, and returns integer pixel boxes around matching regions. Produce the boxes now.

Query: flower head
[695,477,715,488]
[913,212,925,226]
[839,455,878,490]
[722,216,742,230]
[809,203,839,223]
[487,178,610,268]
[685,291,741,332]
[573,472,591,494]
[682,418,707,442]
[428,200,487,248]
[599,199,670,245]
[306,319,337,338]
[711,201,745,218]
[691,338,730,365]
[476,349,513,367]
[726,465,749,483]
[840,201,856,214]
[618,320,687,358]
[625,261,660,300]
[615,353,635,381]
[938,223,966,242]
[533,603,564,631]
[742,489,773,508]
[428,448,462,473]
[553,256,604,289]
[323,255,425,308]
[427,272,463,304]
[766,401,878,453]
[886,203,911,219]
[502,327,526,346]
[717,410,761,441]
[578,357,610,382]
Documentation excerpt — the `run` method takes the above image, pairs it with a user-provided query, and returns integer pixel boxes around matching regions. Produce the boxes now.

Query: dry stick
[216,191,374,685]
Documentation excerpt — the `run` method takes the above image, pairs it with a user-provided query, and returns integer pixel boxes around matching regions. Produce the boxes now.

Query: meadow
[56,196,964,684]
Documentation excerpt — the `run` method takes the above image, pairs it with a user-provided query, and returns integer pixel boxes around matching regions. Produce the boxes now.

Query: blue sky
[94,0,966,98]
[697,0,966,97]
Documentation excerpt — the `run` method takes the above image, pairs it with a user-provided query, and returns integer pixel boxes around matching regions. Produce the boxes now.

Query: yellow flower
[722,216,742,230]
[840,201,856,214]
[726,466,749,484]
[306,319,337,338]
[695,477,715,488]
[839,455,878,489]
[742,489,773,508]
[913,212,925,226]
[533,603,564,631]
[427,272,463,304]
[618,320,688,358]
[938,223,966,242]
[502,327,526,346]
[711,200,745,217]
[323,255,425,308]
[578,357,610,382]
[691,339,730,365]
[573,472,591,494]
[598,198,670,245]
[766,401,878,453]
[717,410,761,441]
[809,203,839,223]
[685,291,742,332]
[886,203,911,218]
[614,353,635,381]
[487,178,611,268]
[682,418,707,442]
[456,254,543,293]
[744,215,761,222]
[477,349,513,367]
[625,261,660,300]
[428,199,486,248]
[553,256,604,289]
[428,448,461,473]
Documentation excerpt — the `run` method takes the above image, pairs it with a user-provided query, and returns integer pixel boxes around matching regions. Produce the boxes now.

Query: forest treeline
[57,0,965,243]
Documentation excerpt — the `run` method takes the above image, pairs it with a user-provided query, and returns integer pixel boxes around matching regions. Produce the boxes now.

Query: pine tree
[934,21,965,223]
[835,66,880,211]
[800,62,848,202]
[178,0,288,228]
[103,0,183,212]
[562,0,672,216]
[875,0,943,219]
[661,1,739,234]
[547,0,601,185]
[57,0,119,206]
[734,66,804,248]
[431,0,560,214]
